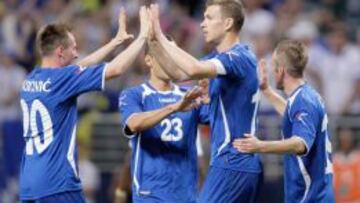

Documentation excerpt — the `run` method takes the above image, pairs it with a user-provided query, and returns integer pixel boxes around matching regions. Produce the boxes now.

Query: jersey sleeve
[207,51,247,79]
[290,102,318,156]
[60,63,107,99]
[118,88,143,138]
[197,104,209,125]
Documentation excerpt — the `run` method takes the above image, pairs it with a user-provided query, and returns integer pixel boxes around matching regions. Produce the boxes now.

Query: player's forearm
[105,36,146,80]
[157,34,215,79]
[127,103,178,133]
[259,137,306,155]
[149,41,190,81]
[77,39,119,67]
[262,87,287,116]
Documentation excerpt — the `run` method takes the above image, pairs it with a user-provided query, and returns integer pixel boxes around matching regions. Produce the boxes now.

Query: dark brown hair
[274,40,308,78]
[206,0,245,32]
[36,23,72,56]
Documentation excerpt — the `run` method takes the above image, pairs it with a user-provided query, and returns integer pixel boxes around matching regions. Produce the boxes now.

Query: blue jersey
[282,84,334,203]
[119,82,209,203]
[203,43,261,172]
[19,64,107,200]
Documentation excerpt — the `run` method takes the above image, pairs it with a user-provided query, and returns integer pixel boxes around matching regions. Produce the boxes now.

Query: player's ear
[55,45,65,58]
[224,18,234,32]
[144,54,152,67]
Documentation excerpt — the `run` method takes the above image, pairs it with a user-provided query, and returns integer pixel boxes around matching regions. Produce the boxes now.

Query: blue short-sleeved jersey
[119,82,208,203]
[282,83,334,203]
[203,43,262,173]
[19,64,107,200]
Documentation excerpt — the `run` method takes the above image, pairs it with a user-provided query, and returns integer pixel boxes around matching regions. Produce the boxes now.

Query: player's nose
[200,20,206,29]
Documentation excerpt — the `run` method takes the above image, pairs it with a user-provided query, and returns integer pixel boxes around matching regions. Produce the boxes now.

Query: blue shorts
[133,193,196,203]
[198,166,262,203]
[21,190,86,203]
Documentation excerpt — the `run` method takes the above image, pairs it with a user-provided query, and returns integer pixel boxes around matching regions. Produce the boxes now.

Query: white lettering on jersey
[158,98,177,103]
[22,79,51,93]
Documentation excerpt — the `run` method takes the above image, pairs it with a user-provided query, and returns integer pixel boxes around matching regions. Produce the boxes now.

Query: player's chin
[203,35,212,43]
[205,38,214,44]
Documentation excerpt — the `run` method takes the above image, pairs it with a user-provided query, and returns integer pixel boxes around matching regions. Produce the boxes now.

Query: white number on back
[250,90,260,135]
[21,99,54,155]
[322,114,333,174]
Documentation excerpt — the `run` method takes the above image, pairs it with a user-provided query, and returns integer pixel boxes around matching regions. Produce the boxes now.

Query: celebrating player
[19,7,150,203]
[233,40,335,202]
[118,38,209,202]
[148,1,262,202]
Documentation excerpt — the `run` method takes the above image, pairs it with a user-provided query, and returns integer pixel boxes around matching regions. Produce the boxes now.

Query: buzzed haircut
[275,40,308,78]
[36,23,72,56]
[206,0,245,32]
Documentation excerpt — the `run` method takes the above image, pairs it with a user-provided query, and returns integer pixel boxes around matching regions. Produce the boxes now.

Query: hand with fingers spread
[172,86,204,112]
[139,6,151,39]
[232,134,264,153]
[258,59,269,91]
[112,7,134,45]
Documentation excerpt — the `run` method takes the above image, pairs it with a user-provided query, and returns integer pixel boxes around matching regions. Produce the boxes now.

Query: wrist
[109,38,122,47]
[168,102,180,113]
[115,188,127,199]
[137,33,147,41]
[258,140,267,153]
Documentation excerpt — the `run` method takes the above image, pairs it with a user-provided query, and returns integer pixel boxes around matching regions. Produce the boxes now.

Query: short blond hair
[274,40,308,78]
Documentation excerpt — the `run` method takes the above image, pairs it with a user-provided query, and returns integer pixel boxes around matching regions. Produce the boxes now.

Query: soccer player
[118,40,209,203]
[148,1,262,202]
[233,40,335,202]
[19,7,150,203]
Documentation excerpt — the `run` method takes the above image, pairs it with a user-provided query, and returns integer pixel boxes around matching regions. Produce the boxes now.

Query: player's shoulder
[227,43,255,57]
[201,51,217,61]
[121,84,145,96]
[290,84,323,113]
[218,43,257,68]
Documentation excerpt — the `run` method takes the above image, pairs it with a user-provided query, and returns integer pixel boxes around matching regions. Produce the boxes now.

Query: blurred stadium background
[0,0,359,202]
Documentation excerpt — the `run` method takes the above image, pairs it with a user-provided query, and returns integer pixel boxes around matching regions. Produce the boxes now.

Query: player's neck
[149,76,172,92]
[284,77,305,97]
[216,32,240,52]
[41,56,62,69]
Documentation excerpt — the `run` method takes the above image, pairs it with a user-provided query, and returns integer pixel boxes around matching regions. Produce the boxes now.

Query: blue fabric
[119,83,208,203]
[19,64,106,200]
[21,190,85,203]
[282,84,334,202]
[202,43,262,172]
[198,166,261,203]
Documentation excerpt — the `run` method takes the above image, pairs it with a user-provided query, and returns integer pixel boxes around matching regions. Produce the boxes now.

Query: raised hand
[139,6,151,39]
[258,59,269,91]
[173,86,204,112]
[149,4,163,39]
[112,7,134,45]
[232,134,263,153]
